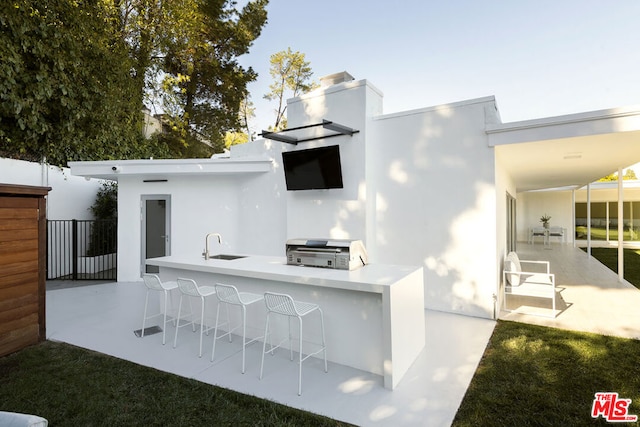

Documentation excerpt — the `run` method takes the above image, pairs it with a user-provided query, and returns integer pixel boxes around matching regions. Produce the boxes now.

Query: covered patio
[500,242,640,340]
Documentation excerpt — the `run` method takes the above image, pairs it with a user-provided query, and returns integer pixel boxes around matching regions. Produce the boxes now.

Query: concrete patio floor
[44,243,640,426]
[46,281,495,427]
[500,243,640,340]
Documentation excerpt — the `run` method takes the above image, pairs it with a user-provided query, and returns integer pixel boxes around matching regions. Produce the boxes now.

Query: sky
[238,0,640,135]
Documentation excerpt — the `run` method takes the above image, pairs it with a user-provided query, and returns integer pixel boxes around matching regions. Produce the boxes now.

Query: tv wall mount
[259,120,359,145]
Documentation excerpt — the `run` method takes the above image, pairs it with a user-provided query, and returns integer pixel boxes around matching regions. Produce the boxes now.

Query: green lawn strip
[575,226,636,241]
[453,320,640,426]
[581,247,640,289]
[0,341,351,426]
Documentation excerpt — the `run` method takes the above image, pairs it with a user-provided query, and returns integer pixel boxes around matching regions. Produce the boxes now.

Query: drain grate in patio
[133,326,163,337]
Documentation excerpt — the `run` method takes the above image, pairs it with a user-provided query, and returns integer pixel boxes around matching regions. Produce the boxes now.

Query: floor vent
[133,326,162,337]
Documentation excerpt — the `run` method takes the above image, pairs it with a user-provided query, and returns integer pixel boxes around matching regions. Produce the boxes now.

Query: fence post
[72,219,78,281]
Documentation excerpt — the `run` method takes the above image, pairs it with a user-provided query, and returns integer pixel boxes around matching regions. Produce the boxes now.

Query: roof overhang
[487,105,640,192]
[69,156,273,181]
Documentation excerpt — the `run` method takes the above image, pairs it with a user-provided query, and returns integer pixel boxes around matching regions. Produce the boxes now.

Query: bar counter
[147,254,425,389]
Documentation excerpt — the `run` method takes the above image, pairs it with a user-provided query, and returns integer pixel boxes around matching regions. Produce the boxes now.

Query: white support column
[606,202,610,241]
[587,183,592,256]
[572,190,576,247]
[618,167,624,282]
[631,203,635,241]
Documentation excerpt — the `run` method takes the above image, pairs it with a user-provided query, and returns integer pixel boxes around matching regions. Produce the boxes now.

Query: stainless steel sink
[208,254,246,261]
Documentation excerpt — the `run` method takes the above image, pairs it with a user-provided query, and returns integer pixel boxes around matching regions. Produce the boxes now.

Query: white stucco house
[69,72,640,320]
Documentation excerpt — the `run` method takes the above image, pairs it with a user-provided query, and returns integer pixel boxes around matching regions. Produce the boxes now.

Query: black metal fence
[47,219,117,280]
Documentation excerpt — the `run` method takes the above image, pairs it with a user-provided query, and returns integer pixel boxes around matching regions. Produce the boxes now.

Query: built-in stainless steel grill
[286,238,368,270]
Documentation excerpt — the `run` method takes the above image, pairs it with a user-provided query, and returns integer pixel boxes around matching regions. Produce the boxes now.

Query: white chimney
[320,71,355,88]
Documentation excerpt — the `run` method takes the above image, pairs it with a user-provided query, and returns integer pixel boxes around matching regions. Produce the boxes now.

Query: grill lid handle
[305,240,328,247]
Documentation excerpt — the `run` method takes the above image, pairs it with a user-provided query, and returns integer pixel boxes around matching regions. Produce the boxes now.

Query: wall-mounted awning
[259,119,359,145]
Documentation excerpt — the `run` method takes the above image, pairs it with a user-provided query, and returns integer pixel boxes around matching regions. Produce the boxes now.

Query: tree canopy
[0,1,154,165]
[0,0,268,165]
[152,0,268,152]
[598,168,638,182]
[264,47,317,131]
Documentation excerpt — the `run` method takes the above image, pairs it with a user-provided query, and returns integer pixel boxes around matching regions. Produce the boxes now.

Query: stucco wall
[495,149,518,314]
[115,168,287,282]
[368,98,498,318]
[517,190,574,243]
[233,140,287,256]
[279,82,501,318]
[0,157,104,220]
[283,80,383,241]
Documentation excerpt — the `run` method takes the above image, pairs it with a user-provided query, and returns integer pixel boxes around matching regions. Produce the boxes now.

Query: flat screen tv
[282,145,344,191]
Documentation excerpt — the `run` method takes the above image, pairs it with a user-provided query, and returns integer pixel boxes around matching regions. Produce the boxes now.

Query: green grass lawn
[575,226,638,241]
[453,320,640,426]
[582,247,640,289]
[0,341,351,426]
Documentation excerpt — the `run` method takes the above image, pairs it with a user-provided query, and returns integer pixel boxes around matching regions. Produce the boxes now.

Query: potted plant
[540,214,551,229]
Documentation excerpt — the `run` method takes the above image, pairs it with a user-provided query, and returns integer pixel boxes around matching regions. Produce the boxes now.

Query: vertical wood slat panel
[0,184,50,357]
[0,324,40,356]
[38,196,46,340]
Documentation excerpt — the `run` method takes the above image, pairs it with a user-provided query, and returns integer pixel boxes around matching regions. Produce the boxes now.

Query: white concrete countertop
[146,254,422,293]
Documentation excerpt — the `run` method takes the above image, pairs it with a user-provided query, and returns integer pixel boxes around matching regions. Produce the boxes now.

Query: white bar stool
[211,283,264,373]
[173,278,216,357]
[141,274,178,345]
[259,292,327,395]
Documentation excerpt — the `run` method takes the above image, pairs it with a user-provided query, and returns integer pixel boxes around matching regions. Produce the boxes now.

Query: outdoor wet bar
[146,254,425,390]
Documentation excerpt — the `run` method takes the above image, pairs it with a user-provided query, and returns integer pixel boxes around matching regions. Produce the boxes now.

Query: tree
[159,0,268,153]
[625,169,637,180]
[0,0,268,165]
[598,168,638,182]
[89,181,118,220]
[220,94,254,149]
[264,48,318,131]
[224,131,249,148]
[87,181,118,256]
[0,0,151,165]
[239,94,256,141]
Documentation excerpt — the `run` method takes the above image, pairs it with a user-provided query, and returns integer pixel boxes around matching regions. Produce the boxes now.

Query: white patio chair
[173,278,216,357]
[503,251,557,318]
[528,227,548,245]
[211,283,264,373]
[259,292,327,396]
[141,274,178,345]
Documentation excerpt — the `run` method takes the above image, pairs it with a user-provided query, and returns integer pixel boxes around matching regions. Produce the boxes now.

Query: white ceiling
[488,106,640,192]
[495,131,640,192]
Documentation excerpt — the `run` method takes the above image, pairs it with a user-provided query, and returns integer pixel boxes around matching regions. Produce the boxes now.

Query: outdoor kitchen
[146,237,425,390]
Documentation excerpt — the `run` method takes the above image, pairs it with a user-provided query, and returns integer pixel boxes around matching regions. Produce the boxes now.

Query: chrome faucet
[204,233,222,260]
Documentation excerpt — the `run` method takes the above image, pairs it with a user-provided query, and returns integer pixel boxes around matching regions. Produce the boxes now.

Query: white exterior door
[141,195,171,274]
